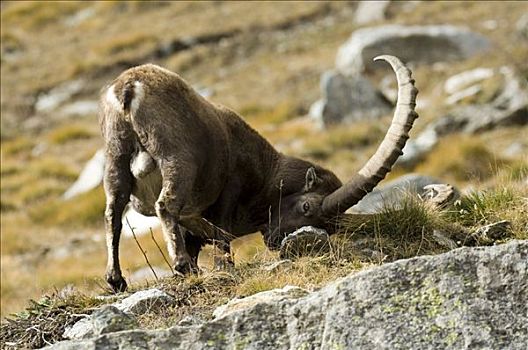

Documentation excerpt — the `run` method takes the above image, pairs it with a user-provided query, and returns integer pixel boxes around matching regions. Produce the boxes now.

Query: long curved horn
[322,55,418,215]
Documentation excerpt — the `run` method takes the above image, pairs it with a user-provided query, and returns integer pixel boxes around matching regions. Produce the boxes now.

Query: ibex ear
[305,167,320,192]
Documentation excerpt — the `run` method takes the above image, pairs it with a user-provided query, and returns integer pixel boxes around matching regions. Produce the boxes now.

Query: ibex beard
[99,55,418,293]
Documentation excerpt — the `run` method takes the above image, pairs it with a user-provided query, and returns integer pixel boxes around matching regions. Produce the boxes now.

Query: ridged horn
[322,55,419,215]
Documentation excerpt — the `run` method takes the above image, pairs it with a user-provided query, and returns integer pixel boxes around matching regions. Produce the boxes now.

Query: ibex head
[265,55,418,249]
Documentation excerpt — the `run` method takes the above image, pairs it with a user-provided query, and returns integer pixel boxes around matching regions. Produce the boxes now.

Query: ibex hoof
[106,274,128,293]
[174,256,199,276]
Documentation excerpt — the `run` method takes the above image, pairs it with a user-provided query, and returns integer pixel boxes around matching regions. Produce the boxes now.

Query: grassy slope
[1,0,527,323]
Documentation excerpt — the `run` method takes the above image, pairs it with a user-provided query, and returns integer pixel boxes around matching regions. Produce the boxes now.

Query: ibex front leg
[156,161,198,275]
[103,154,133,293]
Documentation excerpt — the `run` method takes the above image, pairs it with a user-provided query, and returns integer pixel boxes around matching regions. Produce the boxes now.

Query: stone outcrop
[310,70,393,126]
[47,241,527,350]
[336,25,491,75]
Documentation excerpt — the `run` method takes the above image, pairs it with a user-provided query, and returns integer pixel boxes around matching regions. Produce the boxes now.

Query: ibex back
[99,56,418,292]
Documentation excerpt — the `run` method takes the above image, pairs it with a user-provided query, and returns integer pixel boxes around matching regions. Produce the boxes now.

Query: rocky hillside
[21,241,528,349]
[1,1,527,348]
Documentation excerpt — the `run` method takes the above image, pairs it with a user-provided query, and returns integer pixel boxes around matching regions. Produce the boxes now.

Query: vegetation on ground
[1,2,527,341]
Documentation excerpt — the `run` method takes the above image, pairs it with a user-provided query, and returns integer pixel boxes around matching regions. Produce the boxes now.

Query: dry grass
[47,124,96,145]
[28,187,105,228]
[416,135,508,184]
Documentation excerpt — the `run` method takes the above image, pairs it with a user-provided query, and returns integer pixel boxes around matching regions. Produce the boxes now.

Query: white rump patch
[105,84,122,110]
[131,151,156,179]
[130,81,144,115]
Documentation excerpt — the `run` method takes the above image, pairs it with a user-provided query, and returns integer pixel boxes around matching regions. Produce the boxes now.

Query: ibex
[100,55,418,292]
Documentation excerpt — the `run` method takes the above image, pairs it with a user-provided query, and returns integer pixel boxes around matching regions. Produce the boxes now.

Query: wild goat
[100,55,418,292]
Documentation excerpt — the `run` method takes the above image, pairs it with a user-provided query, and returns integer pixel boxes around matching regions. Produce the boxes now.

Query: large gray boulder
[350,173,459,213]
[336,25,491,75]
[310,70,393,126]
[46,241,527,350]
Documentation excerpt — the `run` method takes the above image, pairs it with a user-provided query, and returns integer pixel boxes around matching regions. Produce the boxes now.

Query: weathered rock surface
[212,285,309,320]
[63,306,138,340]
[46,241,527,349]
[336,25,491,75]
[350,174,459,214]
[91,306,138,336]
[310,70,392,127]
[63,290,173,340]
[112,288,175,315]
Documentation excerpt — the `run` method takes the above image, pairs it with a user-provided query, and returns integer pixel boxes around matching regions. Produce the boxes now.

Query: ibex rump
[100,55,418,292]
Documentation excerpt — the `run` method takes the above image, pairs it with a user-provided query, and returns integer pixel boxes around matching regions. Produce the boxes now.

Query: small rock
[59,100,98,117]
[432,230,459,250]
[62,149,105,200]
[471,220,512,245]
[336,25,491,75]
[64,8,95,27]
[177,315,206,327]
[354,1,390,25]
[63,317,93,340]
[112,288,175,315]
[63,306,138,340]
[91,306,138,335]
[493,66,528,111]
[445,84,482,105]
[422,183,459,209]
[503,142,526,158]
[516,13,528,39]
[263,259,293,273]
[31,142,48,157]
[398,126,438,166]
[212,285,309,319]
[35,79,84,113]
[444,68,494,95]
[280,226,330,259]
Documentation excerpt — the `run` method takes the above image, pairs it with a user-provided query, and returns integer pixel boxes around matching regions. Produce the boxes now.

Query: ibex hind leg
[103,155,133,293]
[184,230,205,267]
[155,161,199,275]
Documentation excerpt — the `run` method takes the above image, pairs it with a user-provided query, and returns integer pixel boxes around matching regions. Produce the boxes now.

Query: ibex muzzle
[99,55,418,292]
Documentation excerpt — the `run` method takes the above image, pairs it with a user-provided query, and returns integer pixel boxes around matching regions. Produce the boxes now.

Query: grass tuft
[445,186,528,238]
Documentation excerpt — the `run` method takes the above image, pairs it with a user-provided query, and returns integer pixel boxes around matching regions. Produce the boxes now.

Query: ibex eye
[302,202,310,212]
